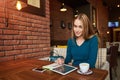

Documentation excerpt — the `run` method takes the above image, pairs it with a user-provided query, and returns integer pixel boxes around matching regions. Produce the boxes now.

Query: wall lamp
[16,0,27,11]
[107,31,110,34]
[74,10,79,17]
[16,0,22,10]
[60,3,67,12]
[4,0,27,27]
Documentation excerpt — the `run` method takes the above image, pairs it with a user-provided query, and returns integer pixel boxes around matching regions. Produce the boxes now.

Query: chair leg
[113,67,117,77]
[110,67,118,80]
[110,67,112,80]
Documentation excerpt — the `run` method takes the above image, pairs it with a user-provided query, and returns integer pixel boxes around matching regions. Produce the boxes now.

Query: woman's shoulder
[67,38,76,45]
[68,38,75,42]
[88,34,98,41]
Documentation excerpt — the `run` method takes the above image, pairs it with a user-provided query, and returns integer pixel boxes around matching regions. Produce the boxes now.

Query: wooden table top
[0,58,108,80]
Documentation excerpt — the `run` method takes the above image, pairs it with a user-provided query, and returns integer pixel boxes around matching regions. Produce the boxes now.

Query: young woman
[56,13,98,68]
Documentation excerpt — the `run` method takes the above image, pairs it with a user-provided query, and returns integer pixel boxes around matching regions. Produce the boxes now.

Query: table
[0,58,108,80]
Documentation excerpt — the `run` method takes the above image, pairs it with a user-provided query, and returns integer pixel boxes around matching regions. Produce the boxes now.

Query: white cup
[79,63,89,73]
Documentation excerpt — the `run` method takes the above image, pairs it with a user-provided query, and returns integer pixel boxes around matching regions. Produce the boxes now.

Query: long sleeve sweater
[65,35,98,68]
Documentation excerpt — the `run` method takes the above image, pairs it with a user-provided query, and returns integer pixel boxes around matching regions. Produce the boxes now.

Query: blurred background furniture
[106,42,120,55]
[107,45,118,80]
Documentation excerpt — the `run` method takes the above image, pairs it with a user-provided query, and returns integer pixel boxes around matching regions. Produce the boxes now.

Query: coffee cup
[79,63,89,73]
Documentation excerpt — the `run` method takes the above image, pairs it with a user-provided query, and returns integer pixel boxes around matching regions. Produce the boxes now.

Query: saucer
[77,69,93,75]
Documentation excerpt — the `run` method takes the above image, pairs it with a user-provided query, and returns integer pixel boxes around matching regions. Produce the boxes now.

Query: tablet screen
[52,64,77,75]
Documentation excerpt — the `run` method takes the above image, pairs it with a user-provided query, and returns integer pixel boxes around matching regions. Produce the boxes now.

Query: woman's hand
[55,58,64,65]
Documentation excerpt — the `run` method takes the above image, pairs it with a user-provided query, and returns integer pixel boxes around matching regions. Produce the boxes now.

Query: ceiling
[58,0,120,9]
[104,0,120,8]
[57,0,89,9]
[57,0,120,20]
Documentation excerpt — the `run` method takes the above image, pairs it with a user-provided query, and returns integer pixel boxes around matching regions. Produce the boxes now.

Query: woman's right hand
[55,58,64,65]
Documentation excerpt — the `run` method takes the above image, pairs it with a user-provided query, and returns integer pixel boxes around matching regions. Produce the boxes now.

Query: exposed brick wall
[50,0,73,46]
[95,0,109,47]
[0,0,50,62]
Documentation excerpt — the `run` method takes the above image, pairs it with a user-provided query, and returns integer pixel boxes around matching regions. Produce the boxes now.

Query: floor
[112,55,120,80]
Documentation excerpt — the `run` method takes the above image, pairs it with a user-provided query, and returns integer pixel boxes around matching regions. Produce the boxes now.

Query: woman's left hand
[55,58,64,65]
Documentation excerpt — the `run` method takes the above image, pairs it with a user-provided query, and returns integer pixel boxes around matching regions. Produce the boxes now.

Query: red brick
[26,27,33,31]
[28,45,39,48]
[0,40,3,46]
[0,29,2,34]
[7,24,15,29]
[20,40,33,45]
[5,50,21,56]
[19,31,31,35]
[4,40,20,45]
[14,25,27,31]
[14,45,27,50]
[3,30,19,35]
[25,53,33,58]
[19,21,27,26]
[21,13,28,18]
[13,15,27,22]
[33,48,42,52]
[15,54,26,60]
[32,40,41,44]
[0,18,4,23]
[43,47,50,51]
[0,7,4,12]
[0,23,5,28]
[27,36,38,40]
[31,32,40,36]
[34,24,42,28]
[0,46,3,51]
[14,35,27,40]
[28,27,38,32]
[21,49,33,54]
[8,10,21,17]
[25,52,42,58]
[3,46,13,51]
[0,56,14,62]
[0,35,13,40]
[0,52,4,57]
[9,19,20,25]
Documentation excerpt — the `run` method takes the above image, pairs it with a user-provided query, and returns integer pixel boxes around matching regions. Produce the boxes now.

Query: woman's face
[73,19,84,38]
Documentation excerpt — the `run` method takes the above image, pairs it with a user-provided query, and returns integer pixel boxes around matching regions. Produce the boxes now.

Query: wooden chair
[107,46,118,80]
[115,43,119,55]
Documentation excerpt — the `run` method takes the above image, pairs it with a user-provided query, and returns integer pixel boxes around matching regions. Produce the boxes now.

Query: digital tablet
[51,64,77,75]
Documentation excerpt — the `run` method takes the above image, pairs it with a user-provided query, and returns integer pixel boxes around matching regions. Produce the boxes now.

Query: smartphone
[32,68,46,73]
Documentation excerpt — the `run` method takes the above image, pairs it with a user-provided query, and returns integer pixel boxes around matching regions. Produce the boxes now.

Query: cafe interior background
[0,0,120,63]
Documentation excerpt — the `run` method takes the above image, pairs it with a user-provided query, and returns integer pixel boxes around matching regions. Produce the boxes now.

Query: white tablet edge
[51,64,77,75]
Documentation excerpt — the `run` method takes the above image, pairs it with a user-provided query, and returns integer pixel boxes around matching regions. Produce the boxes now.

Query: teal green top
[65,35,98,68]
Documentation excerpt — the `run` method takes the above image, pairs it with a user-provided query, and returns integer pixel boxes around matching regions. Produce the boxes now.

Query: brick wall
[50,0,73,46]
[0,0,50,62]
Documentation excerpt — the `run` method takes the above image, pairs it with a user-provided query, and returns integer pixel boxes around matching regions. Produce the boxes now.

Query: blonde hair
[72,13,95,40]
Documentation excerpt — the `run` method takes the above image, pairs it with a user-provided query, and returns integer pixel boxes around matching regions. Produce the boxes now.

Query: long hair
[72,13,95,40]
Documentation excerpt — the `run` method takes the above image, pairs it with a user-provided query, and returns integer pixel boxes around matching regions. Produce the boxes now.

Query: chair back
[109,46,118,67]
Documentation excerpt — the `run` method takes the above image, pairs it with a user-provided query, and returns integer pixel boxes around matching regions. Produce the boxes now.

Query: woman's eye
[73,25,83,28]
[79,25,82,28]
[73,25,77,28]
